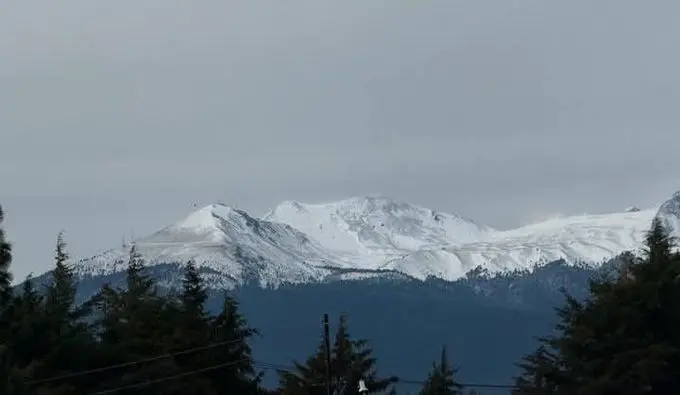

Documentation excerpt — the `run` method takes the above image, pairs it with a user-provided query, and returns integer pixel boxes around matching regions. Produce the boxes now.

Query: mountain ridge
[70,193,679,288]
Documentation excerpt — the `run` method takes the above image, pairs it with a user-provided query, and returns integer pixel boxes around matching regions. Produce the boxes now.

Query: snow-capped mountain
[73,193,680,288]
[76,204,335,288]
[263,196,495,253]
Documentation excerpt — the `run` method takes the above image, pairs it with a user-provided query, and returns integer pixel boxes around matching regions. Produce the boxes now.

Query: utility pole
[323,313,332,395]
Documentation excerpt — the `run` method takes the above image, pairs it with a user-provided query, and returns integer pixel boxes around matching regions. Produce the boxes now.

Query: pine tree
[118,243,168,356]
[332,314,394,395]
[90,245,185,394]
[278,339,328,395]
[515,218,680,394]
[175,260,209,347]
[181,260,208,321]
[34,233,97,394]
[418,347,464,395]
[206,292,261,394]
[5,275,54,394]
[45,232,75,317]
[90,283,122,344]
[643,216,674,265]
[0,205,13,307]
[168,260,218,394]
[278,313,395,395]
[512,345,559,394]
[0,205,18,393]
[125,243,155,300]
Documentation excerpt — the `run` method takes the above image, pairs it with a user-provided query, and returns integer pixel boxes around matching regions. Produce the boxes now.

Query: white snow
[262,196,495,253]
[73,193,678,288]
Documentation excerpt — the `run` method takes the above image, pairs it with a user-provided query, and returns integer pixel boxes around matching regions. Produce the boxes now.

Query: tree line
[2,203,680,394]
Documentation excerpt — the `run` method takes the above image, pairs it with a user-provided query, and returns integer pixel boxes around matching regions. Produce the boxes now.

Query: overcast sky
[1,0,679,281]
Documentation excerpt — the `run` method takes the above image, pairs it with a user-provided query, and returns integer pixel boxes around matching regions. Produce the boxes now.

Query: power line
[397,377,516,389]
[90,359,249,395]
[28,338,245,385]
[28,340,518,391]
[90,359,325,394]
[77,357,518,393]
[91,360,300,394]
[251,360,517,390]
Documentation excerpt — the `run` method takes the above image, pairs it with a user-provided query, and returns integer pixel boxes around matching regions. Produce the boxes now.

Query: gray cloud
[1,0,679,280]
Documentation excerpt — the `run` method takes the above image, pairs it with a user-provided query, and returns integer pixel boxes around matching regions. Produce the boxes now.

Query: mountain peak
[341,195,436,215]
[263,196,495,257]
[269,195,481,224]
[173,203,242,232]
[76,202,335,288]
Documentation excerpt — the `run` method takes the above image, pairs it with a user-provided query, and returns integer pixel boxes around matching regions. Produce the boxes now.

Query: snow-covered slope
[76,204,336,288]
[74,193,679,288]
[264,196,495,250]
[264,197,657,281]
[386,209,656,280]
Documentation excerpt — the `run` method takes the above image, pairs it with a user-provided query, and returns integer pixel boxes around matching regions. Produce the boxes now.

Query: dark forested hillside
[31,257,622,390]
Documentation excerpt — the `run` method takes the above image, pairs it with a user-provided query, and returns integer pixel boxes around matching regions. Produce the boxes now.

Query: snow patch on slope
[263,196,495,253]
